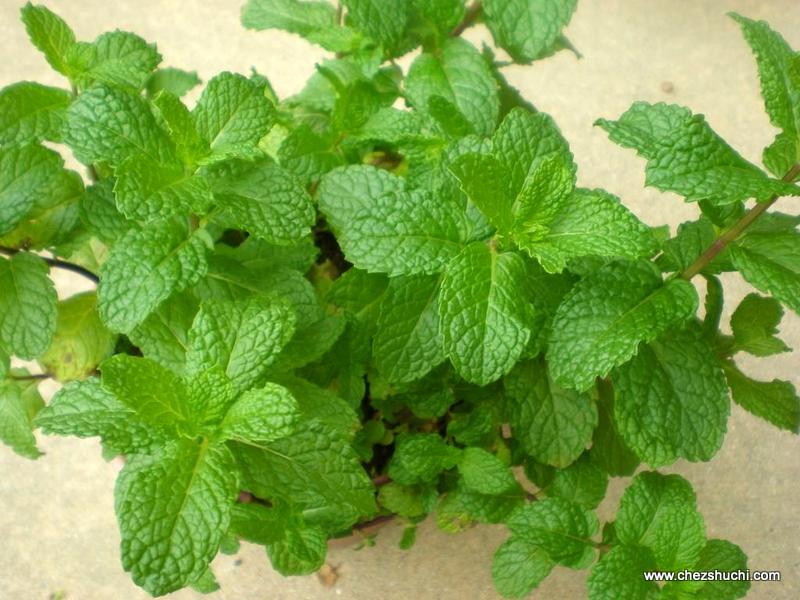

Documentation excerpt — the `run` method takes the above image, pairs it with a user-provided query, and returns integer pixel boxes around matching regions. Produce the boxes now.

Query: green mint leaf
[506,497,598,567]
[491,537,555,598]
[410,0,465,35]
[78,179,130,244]
[596,101,800,205]
[215,235,319,273]
[323,186,467,276]
[146,67,201,98]
[731,13,800,176]
[219,382,300,444]
[651,503,706,572]
[406,38,500,137]
[97,220,211,333]
[64,84,174,167]
[388,433,462,485]
[231,503,328,576]
[440,243,533,385]
[318,164,404,228]
[207,159,315,244]
[378,481,437,518]
[189,568,219,594]
[730,293,790,356]
[691,539,751,600]
[547,454,609,510]
[0,165,83,250]
[456,478,525,524]
[342,0,409,56]
[729,229,800,315]
[517,187,657,273]
[193,72,276,161]
[185,367,236,427]
[277,124,344,186]
[504,359,597,468]
[128,292,198,375]
[0,252,57,359]
[458,447,519,495]
[68,31,161,93]
[0,143,66,236]
[613,323,730,466]
[20,3,77,76]
[36,377,171,454]
[100,354,190,427]
[38,292,115,381]
[0,82,71,146]
[151,91,211,165]
[242,0,359,53]
[723,361,800,433]
[114,155,214,221]
[510,154,575,243]
[657,217,719,273]
[590,382,640,476]
[373,274,445,383]
[268,313,346,372]
[483,0,578,63]
[233,420,376,530]
[547,260,698,391]
[185,297,295,391]
[0,376,44,459]
[450,108,573,236]
[587,545,659,600]
[615,471,696,548]
[271,374,359,439]
[116,439,237,596]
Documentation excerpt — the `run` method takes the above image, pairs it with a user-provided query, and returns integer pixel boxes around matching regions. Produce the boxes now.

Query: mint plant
[0,1,798,597]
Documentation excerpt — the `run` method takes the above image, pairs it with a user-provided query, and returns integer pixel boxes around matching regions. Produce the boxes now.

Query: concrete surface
[1,1,799,598]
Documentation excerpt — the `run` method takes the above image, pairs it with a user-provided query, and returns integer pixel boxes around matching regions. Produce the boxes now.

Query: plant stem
[680,162,800,280]
[8,373,50,382]
[0,246,100,284]
[451,1,482,37]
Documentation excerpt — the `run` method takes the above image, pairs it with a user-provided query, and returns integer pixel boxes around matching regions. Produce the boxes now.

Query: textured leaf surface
[128,292,197,374]
[506,498,598,567]
[518,188,657,273]
[729,231,800,315]
[613,324,730,466]
[504,359,597,468]
[491,537,554,598]
[0,143,65,236]
[64,84,173,167]
[450,108,573,235]
[69,31,161,92]
[219,382,300,444]
[209,159,314,244]
[39,292,115,381]
[440,243,533,385]
[546,454,609,510]
[388,433,462,485]
[146,68,201,98]
[406,38,499,136]
[587,545,659,600]
[0,377,44,458]
[0,82,71,146]
[193,72,275,160]
[97,221,211,333]
[342,0,408,55]
[186,297,295,391]
[731,13,800,176]
[483,0,577,63]
[0,252,57,359]
[233,420,376,530]
[547,260,698,391]
[21,3,77,76]
[318,165,405,229]
[373,274,445,383]
[730,293,790,356]
[692,539,751,599]
[114,156,214,222]
[116,439,237,596]
[322,186,466,276]
[100,355,190,428]
[597,102,800,205]
[36,377,170,454]
[458,447,518,495]
[723,362,799,433]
